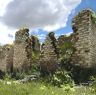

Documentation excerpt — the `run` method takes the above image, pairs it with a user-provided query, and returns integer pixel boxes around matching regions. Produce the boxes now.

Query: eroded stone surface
[13,29,32,72]
[0,28,40,73]
[0,44,13,72]
[71,9,96,68]
[39,32,59,74]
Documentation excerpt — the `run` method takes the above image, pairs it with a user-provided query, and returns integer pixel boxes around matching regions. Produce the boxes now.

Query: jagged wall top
[72,9,94,26]
[15,28,29,44]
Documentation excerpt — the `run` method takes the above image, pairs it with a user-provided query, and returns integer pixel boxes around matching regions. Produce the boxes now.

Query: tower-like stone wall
[13,28,32,72]
[71,9,96,68]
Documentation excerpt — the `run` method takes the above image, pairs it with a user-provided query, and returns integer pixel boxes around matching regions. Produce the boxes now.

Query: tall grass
[0,80,95,95]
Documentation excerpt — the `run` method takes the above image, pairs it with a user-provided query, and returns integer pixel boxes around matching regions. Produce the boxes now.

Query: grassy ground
[0,80,95,95]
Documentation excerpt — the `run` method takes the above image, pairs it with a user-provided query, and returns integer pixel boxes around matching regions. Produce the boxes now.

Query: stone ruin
[0,30,59,75]
[0,9,96,78]
[39,32,59,74]
[0,28,40,74]
[71,9,96,70]
[13,28,32,72]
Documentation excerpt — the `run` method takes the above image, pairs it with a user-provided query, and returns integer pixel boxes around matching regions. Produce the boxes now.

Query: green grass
[0,80,95,95]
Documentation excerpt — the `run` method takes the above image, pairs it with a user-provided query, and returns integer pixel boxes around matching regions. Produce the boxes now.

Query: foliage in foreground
[0,80,95,95]
[0,81,74,95]
[50,70,74,87]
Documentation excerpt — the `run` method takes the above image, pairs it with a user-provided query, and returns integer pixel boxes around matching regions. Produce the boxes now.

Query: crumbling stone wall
[39,32,59,74]
[29,35,40,52]
[0,45,13,72]
[0,46,8,72]
[13,28,32,72]
[0,28,40,73]
[71,9,96,68]
[1,9,96,76]
[6,45,14,73]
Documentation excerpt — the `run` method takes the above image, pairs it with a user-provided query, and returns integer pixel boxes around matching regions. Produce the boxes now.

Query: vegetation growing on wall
[91,12,96,23]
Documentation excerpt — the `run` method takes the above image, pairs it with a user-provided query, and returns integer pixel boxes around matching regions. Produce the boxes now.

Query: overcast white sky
[0,0,82,45]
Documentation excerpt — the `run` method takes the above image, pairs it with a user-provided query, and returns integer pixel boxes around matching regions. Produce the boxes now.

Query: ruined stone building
[71,9,96,69]
[0,9,96,76]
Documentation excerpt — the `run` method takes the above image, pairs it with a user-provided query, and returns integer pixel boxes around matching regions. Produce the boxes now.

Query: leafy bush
[41,69,74,88]
[51,70,74,87]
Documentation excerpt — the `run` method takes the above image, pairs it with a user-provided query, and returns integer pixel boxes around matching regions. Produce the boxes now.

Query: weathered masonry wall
[13,29,32,71]
[39,32,59,73]
[1,9,96,74]
[6,46,14,73]
[0,28,40,73]
[0,47,8,72]
[71,9,96,68]
[0,45,13,72]
[90,13,96,68]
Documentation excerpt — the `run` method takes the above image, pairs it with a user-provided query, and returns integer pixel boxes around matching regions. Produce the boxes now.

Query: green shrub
[51,70,74,87]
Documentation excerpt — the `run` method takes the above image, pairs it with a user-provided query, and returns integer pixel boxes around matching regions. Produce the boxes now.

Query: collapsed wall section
[39,32,59,74]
